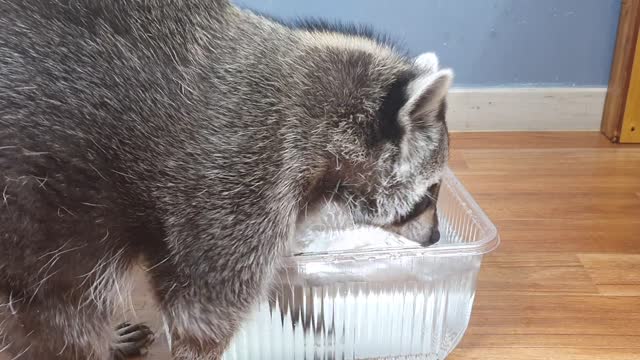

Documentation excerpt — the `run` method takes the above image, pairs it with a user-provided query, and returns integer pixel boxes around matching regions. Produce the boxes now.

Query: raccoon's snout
[386,215,440,247]
[428,229,440,245]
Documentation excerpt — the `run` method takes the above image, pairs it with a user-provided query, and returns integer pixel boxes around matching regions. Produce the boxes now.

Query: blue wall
[234,0,621,87]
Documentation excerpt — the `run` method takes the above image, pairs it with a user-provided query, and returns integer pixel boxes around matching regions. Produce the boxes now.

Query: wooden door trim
[601,0,640,143]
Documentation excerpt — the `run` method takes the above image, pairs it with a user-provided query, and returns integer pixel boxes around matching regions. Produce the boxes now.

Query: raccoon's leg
[111,322,155,359]
[152,285,245,360]
[145,244,281,360]
[0,292,113,360]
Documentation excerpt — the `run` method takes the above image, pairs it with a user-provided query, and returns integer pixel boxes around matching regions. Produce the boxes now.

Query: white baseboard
[446,87,606,131]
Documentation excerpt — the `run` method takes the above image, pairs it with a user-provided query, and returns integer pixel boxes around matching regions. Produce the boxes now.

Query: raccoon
[0,0,452,359]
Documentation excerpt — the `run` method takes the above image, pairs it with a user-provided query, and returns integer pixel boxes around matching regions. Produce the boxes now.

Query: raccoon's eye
[392,182,440,226]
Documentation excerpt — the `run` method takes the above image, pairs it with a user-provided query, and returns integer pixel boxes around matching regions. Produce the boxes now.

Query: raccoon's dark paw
[111,322,155,359]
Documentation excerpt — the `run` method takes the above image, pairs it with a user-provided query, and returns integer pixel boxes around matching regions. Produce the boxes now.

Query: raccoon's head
[298,26,452,247]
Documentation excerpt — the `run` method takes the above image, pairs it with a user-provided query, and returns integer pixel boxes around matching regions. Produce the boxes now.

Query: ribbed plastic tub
[224,168,499,360]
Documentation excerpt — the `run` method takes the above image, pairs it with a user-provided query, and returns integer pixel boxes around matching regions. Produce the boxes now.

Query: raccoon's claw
[111,322,155,359]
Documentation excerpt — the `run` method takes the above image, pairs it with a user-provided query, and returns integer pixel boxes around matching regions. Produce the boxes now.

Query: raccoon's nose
[428,229,440,244]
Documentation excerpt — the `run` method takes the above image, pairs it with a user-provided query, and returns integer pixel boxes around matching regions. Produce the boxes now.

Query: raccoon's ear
[414,52,439,74]
[401,69,453,127]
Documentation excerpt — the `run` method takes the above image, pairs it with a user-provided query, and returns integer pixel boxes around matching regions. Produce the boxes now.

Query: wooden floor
[447,132,640,360]
[4,132,639,360]
[137,132,640,359]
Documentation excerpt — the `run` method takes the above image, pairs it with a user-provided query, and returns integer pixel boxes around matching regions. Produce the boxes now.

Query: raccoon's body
[0,1,452,359]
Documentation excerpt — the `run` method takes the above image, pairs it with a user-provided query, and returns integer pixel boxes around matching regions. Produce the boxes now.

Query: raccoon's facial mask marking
[392,182,440,227]
[386,182,442,246]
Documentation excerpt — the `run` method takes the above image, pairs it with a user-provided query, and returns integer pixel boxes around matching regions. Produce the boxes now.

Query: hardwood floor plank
[579,254,640,286]
[458,149,640,176]
[450,132,619,149]
[448,348,640,360]
[458,334,640,349]
[491,229,639,253]
[454,174,640,194]
[476,253,599,294]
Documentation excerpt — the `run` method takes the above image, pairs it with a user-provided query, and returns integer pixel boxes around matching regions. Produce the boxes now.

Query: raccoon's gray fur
[0,0,452,359]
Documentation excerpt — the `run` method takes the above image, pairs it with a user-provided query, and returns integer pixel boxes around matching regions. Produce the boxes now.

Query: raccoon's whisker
[57,206,76,217]
[28,270,60,303]
[77,259,107,284]
[45,244,85,262]
[113,276,126,314]
[36,243,86,279]
[303,201,309,220]
[57,340,68,356]
[37,239,71,260]
[80,202,107,208]
[0,342,12,353]
[162,316,173,351]
[7,292,18,315]
[167,282,178,297]
[36,254,61,278]
[79,247,129,312]
[8,344,30,360]
[326,180,341,205]
[144,255,171,272]
[2,185,9,207]
[99,229,109,243]
[88,163,107,181]
[21,149,48,156]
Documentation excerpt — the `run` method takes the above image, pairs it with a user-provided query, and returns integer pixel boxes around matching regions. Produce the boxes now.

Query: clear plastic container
[224,168,499,360]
